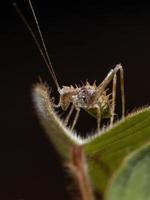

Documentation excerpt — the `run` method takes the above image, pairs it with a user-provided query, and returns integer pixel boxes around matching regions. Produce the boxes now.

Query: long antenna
[13,1,60,90]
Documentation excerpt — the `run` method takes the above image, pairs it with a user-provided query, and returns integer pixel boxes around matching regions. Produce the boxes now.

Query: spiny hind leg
[113,64,125,119]
[110,73,117,125]
[99,64,125,120]
[120,66,125,118]
[71,108,80,130]
[106,64,125,124]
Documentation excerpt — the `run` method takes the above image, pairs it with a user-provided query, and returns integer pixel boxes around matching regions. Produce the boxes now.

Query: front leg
[71,108,80,130]
[64,104,74,126]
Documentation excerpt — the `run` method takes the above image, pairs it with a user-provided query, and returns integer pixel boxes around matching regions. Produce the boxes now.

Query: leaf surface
[105,143,150,200]
[84,107,150,192]
[32,84,150,194]
[32,83,82,159]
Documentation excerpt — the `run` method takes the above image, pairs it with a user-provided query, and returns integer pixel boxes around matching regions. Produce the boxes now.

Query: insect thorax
[58,82,112,119]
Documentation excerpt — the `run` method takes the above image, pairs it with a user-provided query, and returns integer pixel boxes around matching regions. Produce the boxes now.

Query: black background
[1,1,150,199]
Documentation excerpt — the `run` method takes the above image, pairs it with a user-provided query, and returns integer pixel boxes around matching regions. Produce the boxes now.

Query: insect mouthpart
[58,86,78,111]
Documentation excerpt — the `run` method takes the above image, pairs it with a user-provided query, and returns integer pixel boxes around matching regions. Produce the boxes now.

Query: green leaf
[32,83,82,159]
[84,107,150,193]
[105,143,150,200]
[32,83,150,196]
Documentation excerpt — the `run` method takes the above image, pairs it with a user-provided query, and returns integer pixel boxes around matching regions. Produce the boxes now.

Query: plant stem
[69,146,94,200]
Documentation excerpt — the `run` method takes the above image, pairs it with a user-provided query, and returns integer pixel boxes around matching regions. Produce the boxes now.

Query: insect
[13,0,125,131]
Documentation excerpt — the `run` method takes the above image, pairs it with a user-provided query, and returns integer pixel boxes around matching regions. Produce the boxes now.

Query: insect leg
[71,108,80,130]
[94,105,101,131]
[97,64,125,127]
[119,66,125,118]
[110,73,117,125]
[97,114,101,132]
[114,64,125,118]
[64,104,74,126]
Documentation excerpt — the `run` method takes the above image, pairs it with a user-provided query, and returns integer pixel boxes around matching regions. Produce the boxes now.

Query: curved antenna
[13,1,60,90]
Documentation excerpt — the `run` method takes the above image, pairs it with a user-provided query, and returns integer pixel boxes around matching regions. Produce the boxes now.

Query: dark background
[1,1,150,199]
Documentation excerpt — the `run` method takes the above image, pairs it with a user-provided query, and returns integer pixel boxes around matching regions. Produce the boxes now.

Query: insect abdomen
[85,103,112,119]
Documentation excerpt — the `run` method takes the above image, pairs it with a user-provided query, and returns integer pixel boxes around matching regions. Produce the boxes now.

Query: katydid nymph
[13,0,125,131]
